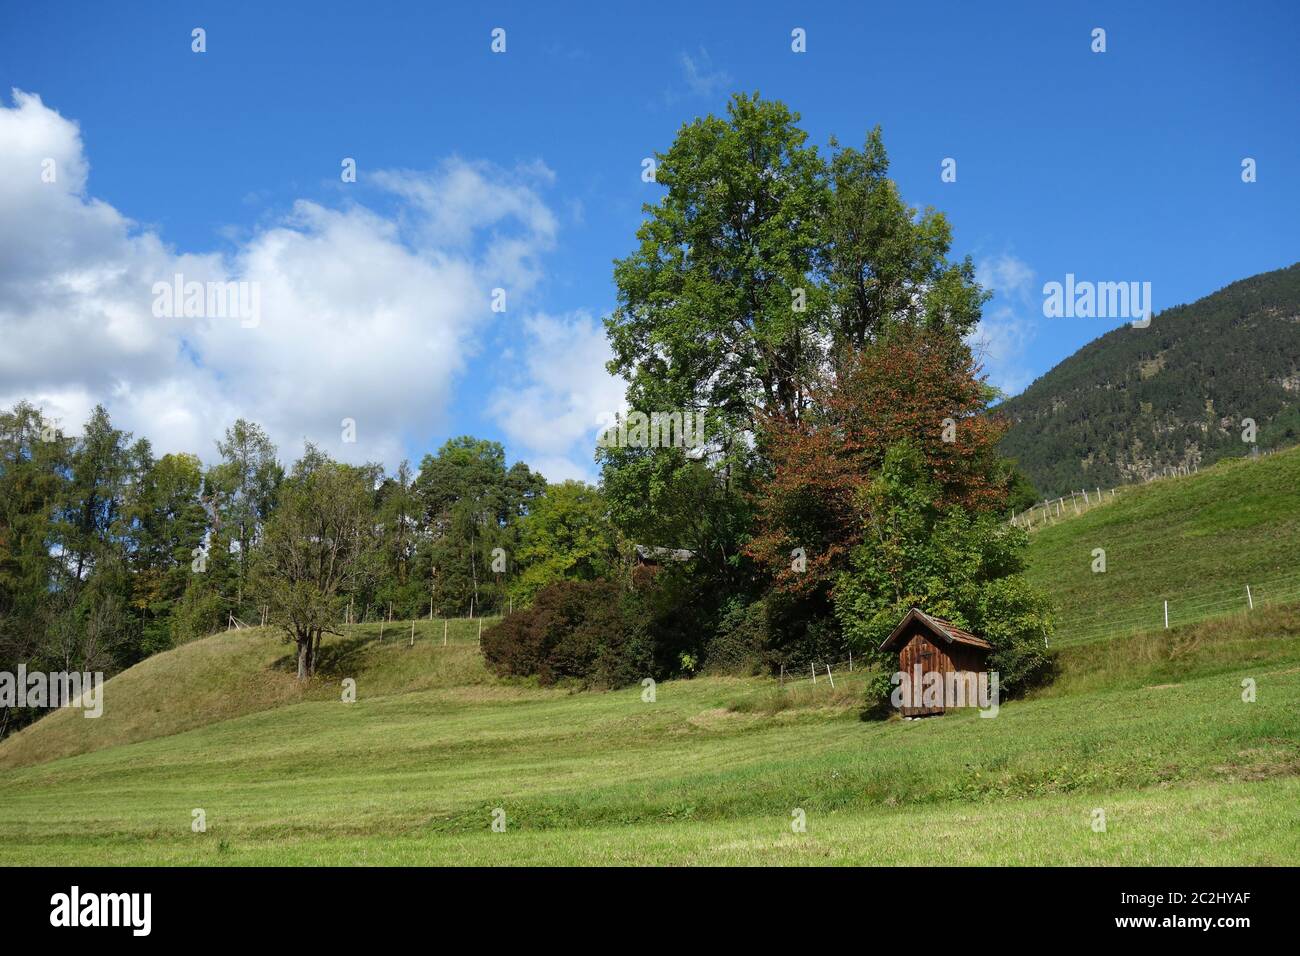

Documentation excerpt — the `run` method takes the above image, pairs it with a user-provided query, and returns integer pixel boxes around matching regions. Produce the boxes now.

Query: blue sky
[1,0,1296,480]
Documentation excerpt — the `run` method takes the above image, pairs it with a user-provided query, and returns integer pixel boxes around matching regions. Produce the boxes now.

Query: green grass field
[0,604,1297,865]
[1,451,1298,866]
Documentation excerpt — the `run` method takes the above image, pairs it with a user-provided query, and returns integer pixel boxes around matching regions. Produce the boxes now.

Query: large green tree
[605,96,985,436]
[0,404,70,737]
[509,481,620,606]
[211,419,283,615]
[0,403,67,627]
[61,405,137,583]
[601,93,992,642]
[373,459,424,618]
[414,437,544,616]
[607,94,828,432]
[124,451,207,655]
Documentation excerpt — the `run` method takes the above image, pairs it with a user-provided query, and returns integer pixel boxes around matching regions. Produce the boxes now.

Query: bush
[978,577,1058,694]
[701,598,768,674]
[859,668,897,719]
[482,580,653,688]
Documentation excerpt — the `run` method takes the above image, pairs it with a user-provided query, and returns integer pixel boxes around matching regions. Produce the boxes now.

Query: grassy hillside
[0,617,504,769]
[998,262,1300,497]
[0,603,1296,865]
[1022,444,1300,645]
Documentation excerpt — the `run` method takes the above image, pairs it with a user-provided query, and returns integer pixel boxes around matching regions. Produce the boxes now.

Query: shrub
[702,598,769,674]
[978,577,1057,693]
[482,579,653,688]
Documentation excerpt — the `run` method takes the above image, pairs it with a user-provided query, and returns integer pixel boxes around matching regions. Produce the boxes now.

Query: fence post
[811,663,816,684]
[410,619,415,646]
[849,651,853,672]
[1164,600,1169,629]
[443,619,448,646]
[1246,585,1254,611]
[826,664,834,689]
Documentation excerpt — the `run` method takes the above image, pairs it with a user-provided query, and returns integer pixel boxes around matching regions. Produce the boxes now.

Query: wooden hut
[877,608,993,717]
[631,544,695,587]
[632,544,695,567]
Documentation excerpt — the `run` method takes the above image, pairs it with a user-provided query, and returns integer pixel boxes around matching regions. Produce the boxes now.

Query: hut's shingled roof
[633,544,695,564]
[877,607,994,652]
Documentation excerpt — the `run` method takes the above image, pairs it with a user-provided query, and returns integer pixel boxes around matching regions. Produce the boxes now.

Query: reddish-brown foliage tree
[747,329,1009,599]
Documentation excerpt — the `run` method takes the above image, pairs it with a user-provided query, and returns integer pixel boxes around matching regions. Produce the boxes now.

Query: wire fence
[345,615,503,647]
[231,611,504,648]
[1011,484,1123,531]
[1010,447,1287,533]
[1051,566,1300,649]
[772,654,866,689]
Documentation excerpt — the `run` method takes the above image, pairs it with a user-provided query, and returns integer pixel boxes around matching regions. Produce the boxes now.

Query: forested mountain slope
[998,263,1300,497]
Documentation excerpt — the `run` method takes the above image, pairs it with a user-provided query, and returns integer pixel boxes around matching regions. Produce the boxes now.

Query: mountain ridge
[998,262,1300,497]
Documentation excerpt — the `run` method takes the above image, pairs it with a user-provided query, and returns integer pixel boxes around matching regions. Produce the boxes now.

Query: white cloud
[0,90,563,470]
[971,253,1038,397]
[370,158,557,271]
[976,254,1035,299]
[488,311,627,483]
[668,47,733,102]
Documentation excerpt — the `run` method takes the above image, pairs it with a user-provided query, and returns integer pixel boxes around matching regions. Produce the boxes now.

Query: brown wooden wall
[896,624,989,716]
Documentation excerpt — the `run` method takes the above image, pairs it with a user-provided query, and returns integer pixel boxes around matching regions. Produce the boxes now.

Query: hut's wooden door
[899,632,946,717]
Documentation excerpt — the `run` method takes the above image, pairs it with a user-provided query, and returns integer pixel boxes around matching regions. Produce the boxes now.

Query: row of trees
[0,407,621,732]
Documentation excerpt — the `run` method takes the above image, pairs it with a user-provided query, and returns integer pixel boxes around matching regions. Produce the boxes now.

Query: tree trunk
[296,635,311,680]
[310,628,322,675]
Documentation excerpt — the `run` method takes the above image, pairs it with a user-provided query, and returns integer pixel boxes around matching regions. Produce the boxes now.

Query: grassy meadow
[0,603,1297,865]
[2,449,1299,865]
